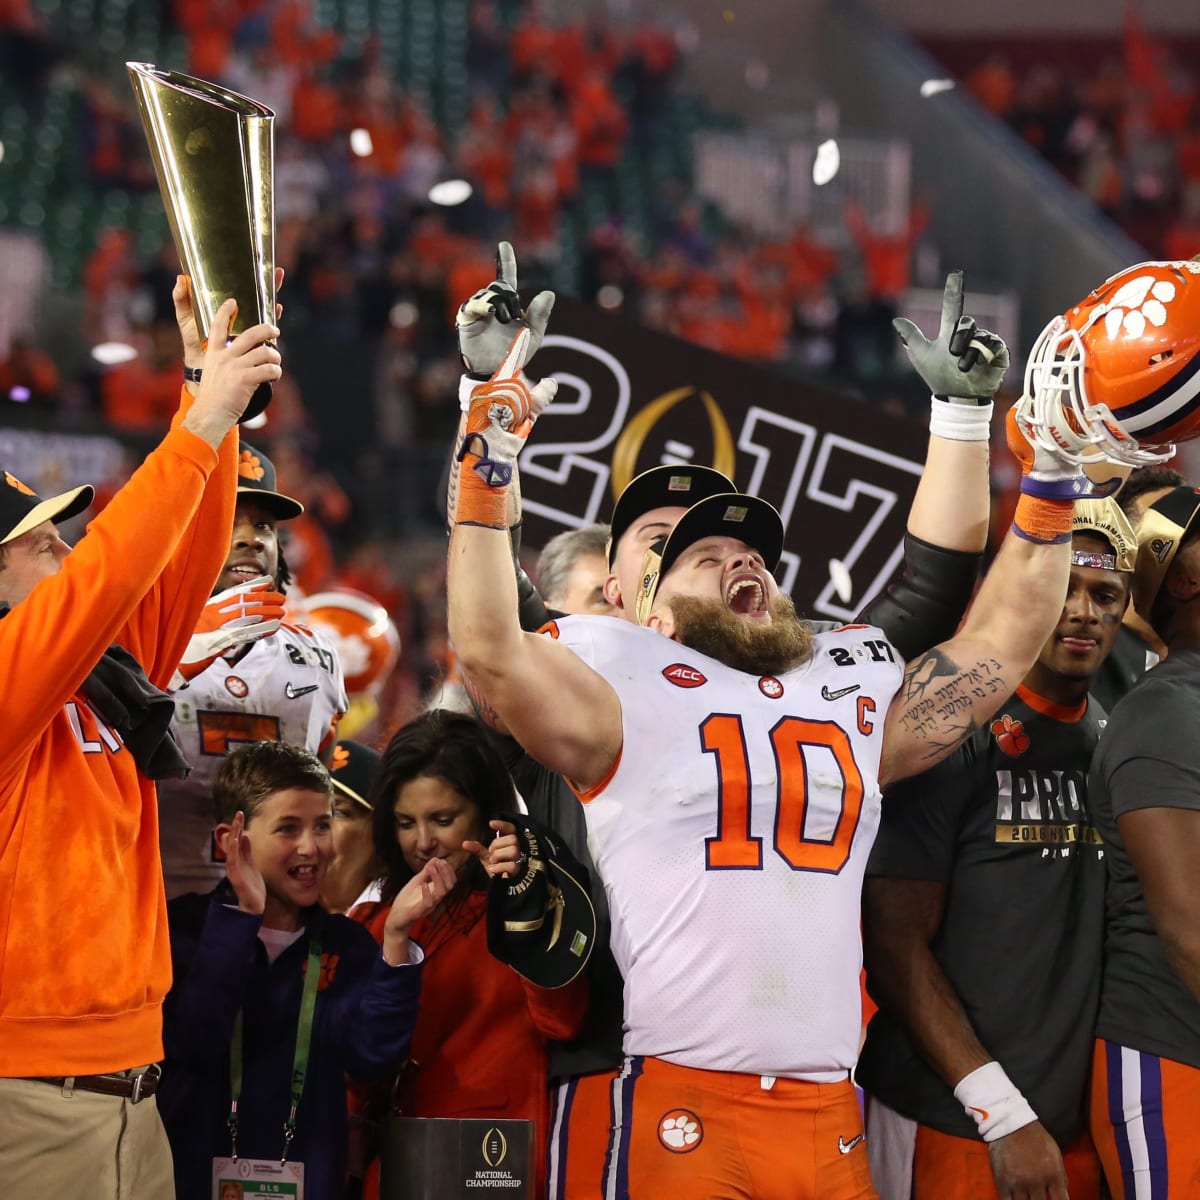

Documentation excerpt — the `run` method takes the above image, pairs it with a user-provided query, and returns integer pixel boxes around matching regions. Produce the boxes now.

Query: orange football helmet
[1023,260,1200,467]
[300,588,400,699]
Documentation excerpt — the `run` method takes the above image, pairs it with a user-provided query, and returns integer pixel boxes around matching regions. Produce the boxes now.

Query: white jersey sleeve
[551,615,904,1080]
[159,622,348,898]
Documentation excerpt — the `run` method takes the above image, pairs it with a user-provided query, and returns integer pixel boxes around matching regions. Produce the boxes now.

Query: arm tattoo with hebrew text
[895,647,1007,764]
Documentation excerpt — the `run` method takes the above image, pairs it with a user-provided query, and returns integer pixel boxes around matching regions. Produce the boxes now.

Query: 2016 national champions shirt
[1090,648,1200,1069]
[858,685,1107,1144]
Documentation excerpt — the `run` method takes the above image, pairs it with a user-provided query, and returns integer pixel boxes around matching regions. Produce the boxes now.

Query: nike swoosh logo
[837,1134,864,1154]
[285,682,319,699]
[821,683,860,702]
[967,1104,989,1122]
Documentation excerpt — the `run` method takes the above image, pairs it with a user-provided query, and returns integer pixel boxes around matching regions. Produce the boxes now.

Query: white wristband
[953,1061,1038,1142]
[929,396,993,442]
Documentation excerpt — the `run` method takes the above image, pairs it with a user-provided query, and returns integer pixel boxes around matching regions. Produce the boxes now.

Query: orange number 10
[701,714,865,874]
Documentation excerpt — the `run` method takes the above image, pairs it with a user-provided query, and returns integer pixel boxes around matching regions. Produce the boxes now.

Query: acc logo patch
[662,663,707,688]
[758,675,784,699]
[658,1109,703,1153]
[225,676,249,698]
[991,713,1030,758]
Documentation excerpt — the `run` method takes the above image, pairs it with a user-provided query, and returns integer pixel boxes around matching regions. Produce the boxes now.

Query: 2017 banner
[518,297,928,622]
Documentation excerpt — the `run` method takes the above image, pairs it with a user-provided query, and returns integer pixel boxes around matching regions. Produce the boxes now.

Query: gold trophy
[127,62,276,421]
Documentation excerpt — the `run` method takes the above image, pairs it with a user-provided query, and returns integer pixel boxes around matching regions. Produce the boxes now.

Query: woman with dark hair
[350,709,588,1199]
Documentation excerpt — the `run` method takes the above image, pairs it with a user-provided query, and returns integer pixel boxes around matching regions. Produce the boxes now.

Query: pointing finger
[496,241,518,290]
[938,271,965,342]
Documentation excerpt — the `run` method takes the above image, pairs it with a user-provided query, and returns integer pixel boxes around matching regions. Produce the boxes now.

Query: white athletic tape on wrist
[929,396,993,441]
[953,1061,1039,1142]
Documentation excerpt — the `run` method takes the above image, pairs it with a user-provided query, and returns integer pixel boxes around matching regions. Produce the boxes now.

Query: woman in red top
[351,709,588,1199]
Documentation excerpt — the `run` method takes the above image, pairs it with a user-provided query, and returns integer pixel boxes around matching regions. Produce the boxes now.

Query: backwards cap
[634,492,784,625]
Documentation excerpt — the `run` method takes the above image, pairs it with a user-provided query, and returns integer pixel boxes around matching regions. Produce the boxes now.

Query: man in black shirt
[1089,485,1200,1198]
[860,498,1136,1200]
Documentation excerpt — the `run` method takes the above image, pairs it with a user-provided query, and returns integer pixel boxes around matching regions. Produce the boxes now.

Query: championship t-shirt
[1090,648,1200,1069]
[857,686,1107,1143]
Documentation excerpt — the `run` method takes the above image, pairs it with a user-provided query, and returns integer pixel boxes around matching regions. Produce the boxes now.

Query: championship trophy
[127,62,277,421]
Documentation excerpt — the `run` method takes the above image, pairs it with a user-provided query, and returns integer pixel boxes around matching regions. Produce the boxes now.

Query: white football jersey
[553,615,904,1080]
[159,622,348,898]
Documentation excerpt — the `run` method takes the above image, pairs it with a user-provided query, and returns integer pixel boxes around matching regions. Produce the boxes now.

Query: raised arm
[879,404,1083,785]
[447,333,621,790]
[447,242,557,633]
[858,273,1002,657]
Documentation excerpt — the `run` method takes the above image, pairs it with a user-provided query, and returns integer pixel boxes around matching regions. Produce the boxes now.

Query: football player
[859,498,1136,1200]
[158,442,347,899]
[443,294,1108,1197]
[1088,485,1200,1198]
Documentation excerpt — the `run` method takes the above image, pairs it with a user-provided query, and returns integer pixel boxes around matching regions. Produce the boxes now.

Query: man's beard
[668,594,814,676]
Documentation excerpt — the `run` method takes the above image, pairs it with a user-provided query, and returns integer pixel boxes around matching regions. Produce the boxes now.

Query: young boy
[158,741,455,1200]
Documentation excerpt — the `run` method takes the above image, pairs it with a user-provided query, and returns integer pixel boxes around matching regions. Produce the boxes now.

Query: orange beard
[667,593,814,676]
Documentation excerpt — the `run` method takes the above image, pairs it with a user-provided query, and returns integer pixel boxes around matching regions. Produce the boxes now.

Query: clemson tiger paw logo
[991,713,1030,758]
[331,743,350,771]
[658,1109,702,1153]
[1101,274,1180,340]
[4,471,34,496]
[238,450,265,481]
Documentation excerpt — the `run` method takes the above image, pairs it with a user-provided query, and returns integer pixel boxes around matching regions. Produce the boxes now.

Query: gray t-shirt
[858,687,1107,1144]
[1090,648,1200,1068]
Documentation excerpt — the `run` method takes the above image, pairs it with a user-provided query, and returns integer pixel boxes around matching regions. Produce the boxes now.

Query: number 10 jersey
[554,615,903,1081]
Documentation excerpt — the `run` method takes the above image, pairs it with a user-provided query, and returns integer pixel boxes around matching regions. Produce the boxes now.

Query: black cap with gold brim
[0,470,93,545]
[237,443,304,521]
[328,739,381,812]
[635,492,785,626]
[607,465,735,568]
[1072,498,1136,573]
[1131,486,1200,618]
[486,811,595,990]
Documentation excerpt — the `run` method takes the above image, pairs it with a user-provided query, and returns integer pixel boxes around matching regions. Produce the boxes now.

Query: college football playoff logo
[481,1127,508,1168]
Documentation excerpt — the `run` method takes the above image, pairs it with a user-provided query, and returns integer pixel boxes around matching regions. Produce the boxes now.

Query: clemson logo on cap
[4,472,34,496]
[238,451,265,481]
[331,744,349,771]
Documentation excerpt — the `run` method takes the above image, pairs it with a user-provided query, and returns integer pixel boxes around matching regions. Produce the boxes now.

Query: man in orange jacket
[0,280,281,1199]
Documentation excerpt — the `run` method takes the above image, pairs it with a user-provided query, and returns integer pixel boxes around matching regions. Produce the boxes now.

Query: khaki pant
[0,1073,175,1199]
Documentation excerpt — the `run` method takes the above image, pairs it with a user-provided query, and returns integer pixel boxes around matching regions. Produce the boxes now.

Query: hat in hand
[486,811,595,989]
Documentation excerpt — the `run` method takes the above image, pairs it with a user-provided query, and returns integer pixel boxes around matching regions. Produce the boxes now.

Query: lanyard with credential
[227,931,323,1165]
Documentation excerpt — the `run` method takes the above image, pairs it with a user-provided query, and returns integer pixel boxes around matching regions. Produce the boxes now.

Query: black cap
[634,492,785,624]
[607,465,735,567]
[329,739,381,811]
[487,811,596,990]
[237,443,304,520]
[0,470,93,545]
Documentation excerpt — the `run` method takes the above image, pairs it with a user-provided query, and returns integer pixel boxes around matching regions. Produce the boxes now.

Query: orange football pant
[911,1122,1100,1198]
[550,1055,876,1200]
[1090,1037,1200,1199]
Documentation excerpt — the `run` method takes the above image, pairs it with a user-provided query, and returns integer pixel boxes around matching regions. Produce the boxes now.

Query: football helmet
[300,588,400,698]
[1023,260,1200,468]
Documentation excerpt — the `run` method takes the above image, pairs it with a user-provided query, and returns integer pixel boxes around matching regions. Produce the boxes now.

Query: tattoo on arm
[445,426,466,533]
[462,672,506,732]
[896,648,1007,763]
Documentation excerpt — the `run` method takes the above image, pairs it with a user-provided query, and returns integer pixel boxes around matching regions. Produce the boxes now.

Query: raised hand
[462,819,524,879]
[172,575,285,685]
[894,272,1010,403]
[456,241,556,376]
[455,328,558,526]
[174,268,285,383]
[381,857,456,965]
[223,811,266,916]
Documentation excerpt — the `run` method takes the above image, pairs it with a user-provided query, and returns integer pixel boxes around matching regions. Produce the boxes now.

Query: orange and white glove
[170,575,285,688]
[454,327,557,529]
